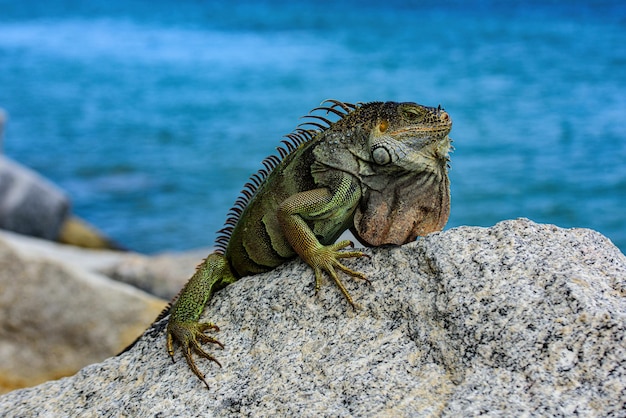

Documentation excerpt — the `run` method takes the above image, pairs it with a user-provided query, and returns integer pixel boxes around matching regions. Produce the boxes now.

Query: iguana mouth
[390,124,451,137]
[391,109,451,137]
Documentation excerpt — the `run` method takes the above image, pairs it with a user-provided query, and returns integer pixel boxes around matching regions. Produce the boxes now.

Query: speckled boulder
[0,156,69,240]
[0,231,166,394]
[0,219,624,416]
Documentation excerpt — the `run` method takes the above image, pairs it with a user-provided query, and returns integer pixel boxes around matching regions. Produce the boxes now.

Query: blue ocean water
[0,0,625,254]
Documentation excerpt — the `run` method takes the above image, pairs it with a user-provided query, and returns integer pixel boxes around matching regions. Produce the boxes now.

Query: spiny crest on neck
[214,99,360,254]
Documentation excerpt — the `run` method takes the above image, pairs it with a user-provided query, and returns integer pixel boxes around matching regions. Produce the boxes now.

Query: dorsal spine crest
[214,99,360,254]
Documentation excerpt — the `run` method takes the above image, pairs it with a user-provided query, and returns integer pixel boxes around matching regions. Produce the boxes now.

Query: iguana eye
[401,107,423,121]
[372,145,391,165]
[379,120,389,133]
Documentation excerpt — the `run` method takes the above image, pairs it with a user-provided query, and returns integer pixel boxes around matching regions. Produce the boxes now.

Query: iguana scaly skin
[165,100,452,388]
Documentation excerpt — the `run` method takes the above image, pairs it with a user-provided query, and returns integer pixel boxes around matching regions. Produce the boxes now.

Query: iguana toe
[167,320,223,389]
[308,242,370,307]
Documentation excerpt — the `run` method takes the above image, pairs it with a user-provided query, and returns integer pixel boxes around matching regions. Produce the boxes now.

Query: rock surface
[0,150,121,250]
[0,108,6,146]
[102,247,210,299]
[0,155,69,240]
[0,219,624,417]
[0,228,206,300]
[0,231,166,394]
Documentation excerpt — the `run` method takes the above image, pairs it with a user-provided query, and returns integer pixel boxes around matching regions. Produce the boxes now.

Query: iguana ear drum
[372,145,392,165]
[353,171,450,246]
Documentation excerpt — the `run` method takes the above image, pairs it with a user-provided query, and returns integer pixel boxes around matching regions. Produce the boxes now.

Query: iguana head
[352,101,452,246]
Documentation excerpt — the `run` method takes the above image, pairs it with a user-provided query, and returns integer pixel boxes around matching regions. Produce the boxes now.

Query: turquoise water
[1,0,625,253]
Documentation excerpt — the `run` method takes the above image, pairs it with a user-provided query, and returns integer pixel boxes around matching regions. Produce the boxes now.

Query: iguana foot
[309,239,371,307]
[166,320,224,389]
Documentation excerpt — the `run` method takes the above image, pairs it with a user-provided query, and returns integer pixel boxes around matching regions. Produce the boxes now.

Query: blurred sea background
[0,0,624,254]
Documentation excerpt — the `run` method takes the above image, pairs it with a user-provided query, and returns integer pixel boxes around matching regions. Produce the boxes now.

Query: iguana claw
[309,239,371,308]
[166,320,223,389]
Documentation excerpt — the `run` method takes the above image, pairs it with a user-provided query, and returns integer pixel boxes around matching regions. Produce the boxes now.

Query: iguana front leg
[277,175,370,307]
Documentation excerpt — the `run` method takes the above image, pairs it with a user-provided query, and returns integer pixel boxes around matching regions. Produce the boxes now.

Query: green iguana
[157,100,452,388]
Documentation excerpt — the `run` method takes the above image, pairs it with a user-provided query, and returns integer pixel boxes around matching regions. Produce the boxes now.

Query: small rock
[0,152,119,250]
[0,108,6,147]
[0,155,69,240]
[57,215,125,250]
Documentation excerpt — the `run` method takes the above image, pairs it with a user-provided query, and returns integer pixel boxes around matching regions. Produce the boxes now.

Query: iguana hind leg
[166,253,236,388]
[167,320,222,389]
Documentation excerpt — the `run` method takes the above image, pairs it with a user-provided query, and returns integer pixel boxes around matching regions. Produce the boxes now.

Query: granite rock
[0,219,624,416]
[0,154,120,250]
[0,228,206,300]
[0,155,69,240]
[103,247,210,299]
[0,231,166,394]
[0,108,6,146]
